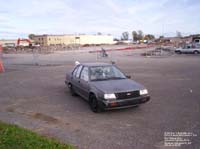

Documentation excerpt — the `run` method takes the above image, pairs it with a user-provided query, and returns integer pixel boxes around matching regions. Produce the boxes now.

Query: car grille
[115,91,140,99]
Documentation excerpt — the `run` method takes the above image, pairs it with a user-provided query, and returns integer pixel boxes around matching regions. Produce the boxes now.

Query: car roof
[80,62,113,67]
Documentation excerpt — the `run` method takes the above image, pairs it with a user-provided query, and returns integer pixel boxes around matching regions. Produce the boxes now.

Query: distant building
[0,39,17,47]
[32,34,114,46]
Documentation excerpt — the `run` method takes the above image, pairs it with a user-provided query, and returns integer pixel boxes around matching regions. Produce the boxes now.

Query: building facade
[32,34,114,46]
[0,39,17,47]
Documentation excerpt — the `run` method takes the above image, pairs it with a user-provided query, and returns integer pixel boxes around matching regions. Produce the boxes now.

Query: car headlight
[104,93,116,100]
[140,89,148,95]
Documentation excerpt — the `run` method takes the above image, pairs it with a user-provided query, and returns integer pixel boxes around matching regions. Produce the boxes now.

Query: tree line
[120,30,183,41]
[121,30,155,41]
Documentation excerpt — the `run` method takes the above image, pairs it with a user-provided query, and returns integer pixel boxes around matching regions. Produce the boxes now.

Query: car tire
[68,84,77,96]
[193,50,200,54]
[134,105,140,108]
[176,51,182,54]
[89,94,101,113]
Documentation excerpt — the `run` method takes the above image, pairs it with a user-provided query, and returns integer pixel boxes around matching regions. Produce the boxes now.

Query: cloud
[0,0,200,39]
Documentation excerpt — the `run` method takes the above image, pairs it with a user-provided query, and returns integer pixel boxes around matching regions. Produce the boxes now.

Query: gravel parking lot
[0,48,199,149]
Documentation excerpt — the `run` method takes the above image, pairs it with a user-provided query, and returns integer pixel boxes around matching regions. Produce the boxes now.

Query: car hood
[90,79,145,93]
[176,48,183,50]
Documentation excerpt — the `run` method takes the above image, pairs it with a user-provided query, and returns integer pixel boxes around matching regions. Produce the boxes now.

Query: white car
[175,44,200,54]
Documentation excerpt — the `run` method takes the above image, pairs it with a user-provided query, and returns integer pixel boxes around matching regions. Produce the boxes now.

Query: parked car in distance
[65,62,150,113]
[175,44,200,54]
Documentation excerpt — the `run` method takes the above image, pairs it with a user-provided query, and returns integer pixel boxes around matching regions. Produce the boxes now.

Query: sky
[0,0,200,39]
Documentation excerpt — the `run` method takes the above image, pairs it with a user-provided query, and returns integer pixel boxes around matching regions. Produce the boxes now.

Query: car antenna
[75,61,80,66]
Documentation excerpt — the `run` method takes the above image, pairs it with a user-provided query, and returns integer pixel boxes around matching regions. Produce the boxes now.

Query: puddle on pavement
[31,112,59,124]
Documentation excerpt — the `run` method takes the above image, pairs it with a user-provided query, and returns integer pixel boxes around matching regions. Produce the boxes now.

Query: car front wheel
[176,50,182,54]
[89,94,101,113]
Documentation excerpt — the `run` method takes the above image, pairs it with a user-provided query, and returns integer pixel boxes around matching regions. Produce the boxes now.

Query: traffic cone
[0,60,4,73]
[0,45,4,73]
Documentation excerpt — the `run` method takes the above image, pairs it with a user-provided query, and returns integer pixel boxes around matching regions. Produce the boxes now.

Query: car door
[181,46,187,53]
[79,66,90,100]
[71,65,83,95]
[185,45,192,53]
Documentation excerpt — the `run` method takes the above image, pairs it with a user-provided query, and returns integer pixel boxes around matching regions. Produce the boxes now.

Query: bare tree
[121,32,129,40]
[137,30,143,40]
[132,31,138,41]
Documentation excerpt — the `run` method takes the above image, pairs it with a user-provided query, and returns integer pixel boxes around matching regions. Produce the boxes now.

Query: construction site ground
[0,45,199,149]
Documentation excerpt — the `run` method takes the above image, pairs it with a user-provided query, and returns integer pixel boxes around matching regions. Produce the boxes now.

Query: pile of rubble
[142,46,175,57]
[2,44,80,54]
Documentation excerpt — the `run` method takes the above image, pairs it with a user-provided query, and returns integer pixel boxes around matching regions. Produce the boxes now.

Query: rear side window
[80,67,89,81]
[73,66,79,77]
[75,65,83,78]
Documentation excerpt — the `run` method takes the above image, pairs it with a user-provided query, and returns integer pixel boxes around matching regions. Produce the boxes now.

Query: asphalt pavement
[0,49,199,149]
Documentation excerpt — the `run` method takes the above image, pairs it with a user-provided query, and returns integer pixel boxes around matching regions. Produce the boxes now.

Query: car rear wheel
[68,84,77,96]
[89,94,101,113]
[193,50,200,54]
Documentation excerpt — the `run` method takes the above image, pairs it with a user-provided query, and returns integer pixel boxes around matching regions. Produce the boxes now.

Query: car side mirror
[126,75,131,79]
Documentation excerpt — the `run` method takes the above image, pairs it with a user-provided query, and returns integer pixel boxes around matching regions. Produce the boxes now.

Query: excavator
[16,38,35,50]
[17,38,32,47]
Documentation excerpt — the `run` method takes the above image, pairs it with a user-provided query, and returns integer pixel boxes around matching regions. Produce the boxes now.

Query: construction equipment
[0,60,4,73]
[0,45,4,73]
[17,38,32,47]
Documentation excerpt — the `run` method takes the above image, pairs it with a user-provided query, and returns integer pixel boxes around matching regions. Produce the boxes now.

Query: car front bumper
[99,95,150,110]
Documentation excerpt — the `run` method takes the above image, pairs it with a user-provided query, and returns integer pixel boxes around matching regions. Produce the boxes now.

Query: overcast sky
[1,0,200,39]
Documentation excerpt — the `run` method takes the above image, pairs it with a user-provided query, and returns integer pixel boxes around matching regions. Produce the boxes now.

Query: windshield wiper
[107,77,126,80]
[91,77,126,81]
[91,78,109,81]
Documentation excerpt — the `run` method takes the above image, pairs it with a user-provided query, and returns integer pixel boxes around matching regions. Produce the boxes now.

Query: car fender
[89,85,104,100]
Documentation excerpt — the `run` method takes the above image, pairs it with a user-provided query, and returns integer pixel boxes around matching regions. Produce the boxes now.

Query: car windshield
[182,44,191,49]
[90,65,126,81]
